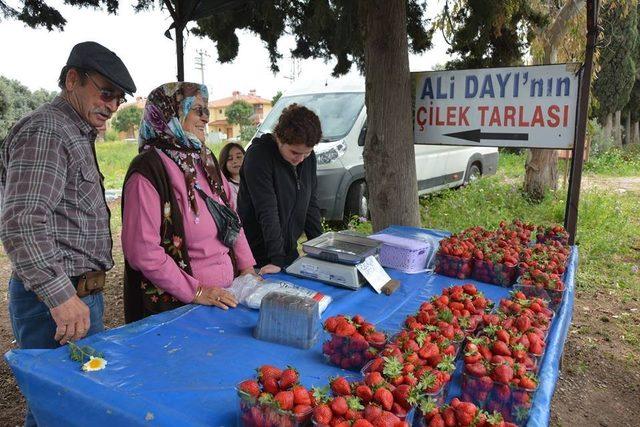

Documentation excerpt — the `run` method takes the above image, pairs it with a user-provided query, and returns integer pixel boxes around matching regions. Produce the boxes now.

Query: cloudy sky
[0,0,451,101]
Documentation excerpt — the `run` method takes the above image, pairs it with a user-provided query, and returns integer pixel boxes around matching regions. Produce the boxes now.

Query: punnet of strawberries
[311,375,412,427]
[535,224,569,246]
[418,397,518,427]
[323,315,388,371]
[237,365,313,427]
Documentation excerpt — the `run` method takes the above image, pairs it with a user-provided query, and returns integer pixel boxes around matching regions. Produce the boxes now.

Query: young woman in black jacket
[237,104,324,274]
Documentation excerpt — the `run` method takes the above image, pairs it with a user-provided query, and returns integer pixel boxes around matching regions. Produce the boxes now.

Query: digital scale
[286,232,382,290]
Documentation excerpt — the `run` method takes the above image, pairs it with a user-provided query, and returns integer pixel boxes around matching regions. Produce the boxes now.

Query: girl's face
[226,146,244,177]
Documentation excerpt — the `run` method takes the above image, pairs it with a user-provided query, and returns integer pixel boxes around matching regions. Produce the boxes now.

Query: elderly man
[0,41,135,425]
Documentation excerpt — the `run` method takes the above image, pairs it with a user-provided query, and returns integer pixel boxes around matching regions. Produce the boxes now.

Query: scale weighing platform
[286,232,382,290]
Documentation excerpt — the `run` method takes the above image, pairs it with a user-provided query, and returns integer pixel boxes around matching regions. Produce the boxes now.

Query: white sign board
[413,64,581,149]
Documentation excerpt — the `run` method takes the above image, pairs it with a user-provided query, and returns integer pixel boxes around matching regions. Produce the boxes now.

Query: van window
[259,93,365,142]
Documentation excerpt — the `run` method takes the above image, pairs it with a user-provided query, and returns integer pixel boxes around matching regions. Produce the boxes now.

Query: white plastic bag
[227,275,332,313]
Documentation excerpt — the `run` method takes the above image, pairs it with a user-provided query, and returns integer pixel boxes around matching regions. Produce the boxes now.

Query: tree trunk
[604,113,613,142]
[360,0,420,231]
[613,110,622,147]
[524,149,559,202]
[524,0,585,201]
[633,121,640,144]
[624,113,631,145]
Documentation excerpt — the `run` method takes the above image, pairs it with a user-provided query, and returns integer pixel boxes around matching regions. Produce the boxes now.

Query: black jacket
[237,133,323,268]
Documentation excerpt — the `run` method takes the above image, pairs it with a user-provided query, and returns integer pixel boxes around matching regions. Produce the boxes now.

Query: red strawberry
[313,404,333,424]
[257,365,282,380]
[454,401,477,426]
[331,396,348,416]
[373,387,394,411]
[493,364,514,384]
[364,404,383,421]
[372,411,400,427]
[262,376,279,394]
[330,376,351,396]
[335,321,357,337]
[465,362,487,377]
[365,371,385,387]
[353,419,375,427]
[293,404,312,418]
[292,385,311,405]
[367,332,386,346]
[353,314,366,325]
[442,406,456,426]
[493,341,512,357]
[238,380,260,398]
[279,367,299,390]
[428,413,445,427]
[325,316,339,332]
[274,390,294,410]
[356,385,374,402]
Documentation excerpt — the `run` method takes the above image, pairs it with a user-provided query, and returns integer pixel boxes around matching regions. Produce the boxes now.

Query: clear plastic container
[461,373,537,426]
[434,253,474,279]
[513,281,565,311]
[322,330,387,371]
[254,291,321,349]
[472,259,518,287]
[237,386,312,426]
[369,233,438,273]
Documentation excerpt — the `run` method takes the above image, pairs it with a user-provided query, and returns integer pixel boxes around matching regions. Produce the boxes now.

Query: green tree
[594,0,638,147]
[112,105,143,136]
[240,124,257,142]
[0,76,57,140]
[226,100,254,129]
[440,0,547,69]
[0,0,118,30]
[271,90,283,106]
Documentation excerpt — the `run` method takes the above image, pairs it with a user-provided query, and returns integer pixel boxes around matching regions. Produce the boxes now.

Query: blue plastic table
[5,226,577,427]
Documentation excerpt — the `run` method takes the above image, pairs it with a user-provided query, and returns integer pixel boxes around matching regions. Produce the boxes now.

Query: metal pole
[564,0,599,245]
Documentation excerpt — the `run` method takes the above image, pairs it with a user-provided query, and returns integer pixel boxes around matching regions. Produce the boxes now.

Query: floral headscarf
[139,82,224,218]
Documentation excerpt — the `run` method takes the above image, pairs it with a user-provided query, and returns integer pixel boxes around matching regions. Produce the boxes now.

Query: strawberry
[493,341,512,357]
[335,321,357,337]
[262,376,279,394]
[293,404,312,418]
[331,396,348,416]
[330,376,351,396]
[454,401,477,426]
[365,371,385,387]
[353,419,375,427]
[324,316,339,332]
[356,384,374,402]
[257,365,282,381]
[428,413,445,427]
[313,404,333,424]
[493,363,514,384]
[373,387,394,411]
[353,314,365,325]
[372,411,400,427]
[442,406,456,426]
[238,380,260,398]
[292,385,311,405]
[274,390,294,410]
[364,403,383,421]
[279,367,299,390]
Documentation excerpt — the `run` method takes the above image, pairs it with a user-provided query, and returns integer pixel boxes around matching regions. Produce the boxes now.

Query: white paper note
[356,256,392,294]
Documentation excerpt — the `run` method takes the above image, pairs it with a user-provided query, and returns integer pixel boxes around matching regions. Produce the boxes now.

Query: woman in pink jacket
[121,82,256,322]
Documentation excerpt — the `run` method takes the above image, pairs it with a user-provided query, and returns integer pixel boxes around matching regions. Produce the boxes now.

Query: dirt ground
[1,198,639,426]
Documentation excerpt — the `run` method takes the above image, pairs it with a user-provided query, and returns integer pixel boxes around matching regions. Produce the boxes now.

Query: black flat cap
[66,41,136,95]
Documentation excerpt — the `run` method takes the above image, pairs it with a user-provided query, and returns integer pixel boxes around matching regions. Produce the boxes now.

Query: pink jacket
[122,149,255,303]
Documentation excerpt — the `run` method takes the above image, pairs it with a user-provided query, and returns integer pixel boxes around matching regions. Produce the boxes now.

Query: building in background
[208,90,272,141]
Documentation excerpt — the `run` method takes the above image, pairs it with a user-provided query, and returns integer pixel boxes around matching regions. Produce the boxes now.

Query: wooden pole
[564,0,598,245]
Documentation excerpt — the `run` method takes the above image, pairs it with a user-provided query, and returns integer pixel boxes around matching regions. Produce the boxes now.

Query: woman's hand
[239,267,262,280]
[193,286,237,310]
[258,264,281,275]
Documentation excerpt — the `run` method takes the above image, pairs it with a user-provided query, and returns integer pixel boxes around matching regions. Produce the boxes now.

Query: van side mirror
[358,125,367,146]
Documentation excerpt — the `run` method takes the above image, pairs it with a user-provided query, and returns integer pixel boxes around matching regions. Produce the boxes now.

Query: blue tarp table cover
[5,226,577,427]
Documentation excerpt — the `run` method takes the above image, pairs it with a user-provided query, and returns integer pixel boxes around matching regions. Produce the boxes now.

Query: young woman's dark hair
[273,103,322,148]
[219,142,246,180]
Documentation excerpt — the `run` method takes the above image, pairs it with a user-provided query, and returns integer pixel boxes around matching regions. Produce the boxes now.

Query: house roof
[209,91,271,108]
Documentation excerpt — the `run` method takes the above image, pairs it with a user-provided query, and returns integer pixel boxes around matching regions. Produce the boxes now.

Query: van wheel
[464,162,482,184]
[344,181,369,220]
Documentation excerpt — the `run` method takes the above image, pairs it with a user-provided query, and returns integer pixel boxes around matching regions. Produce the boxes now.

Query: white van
[255,75,498,221]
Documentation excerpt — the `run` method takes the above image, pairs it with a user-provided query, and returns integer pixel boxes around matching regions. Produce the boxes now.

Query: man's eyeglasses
[190,105,210,118]
[84,73,126,106]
